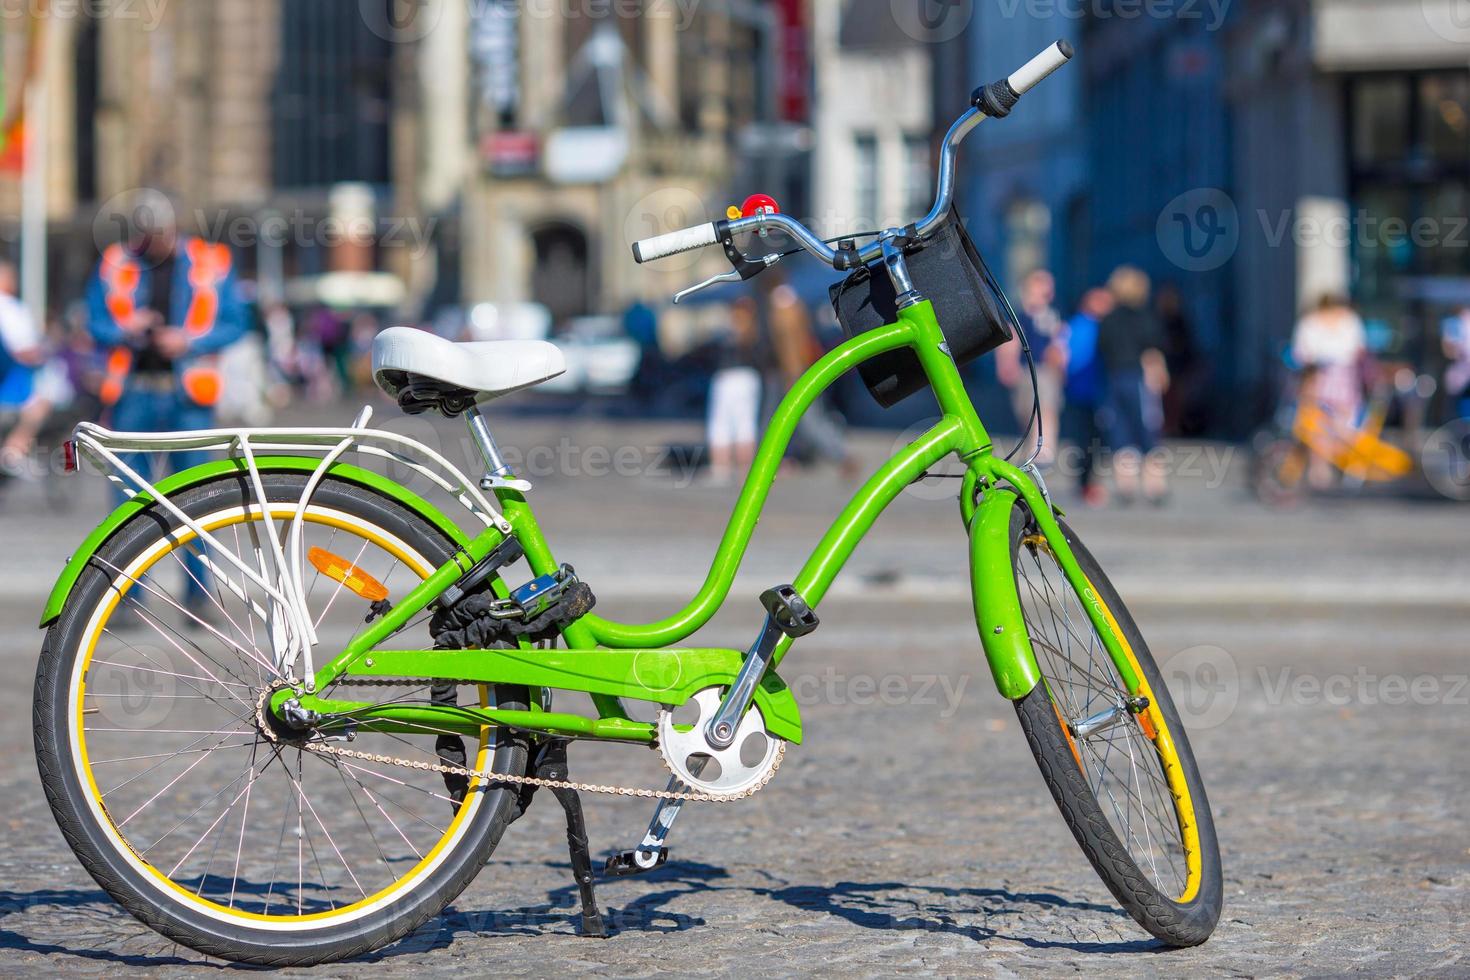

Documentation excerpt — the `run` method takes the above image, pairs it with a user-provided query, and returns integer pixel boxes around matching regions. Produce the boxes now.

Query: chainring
[656,687,785,799]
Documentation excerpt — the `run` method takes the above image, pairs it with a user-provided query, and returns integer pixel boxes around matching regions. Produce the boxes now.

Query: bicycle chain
[255,678,784,804]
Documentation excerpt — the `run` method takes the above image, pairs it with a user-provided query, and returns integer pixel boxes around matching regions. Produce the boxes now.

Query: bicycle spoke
[74,503,481,927]
[1019,524,1189,902]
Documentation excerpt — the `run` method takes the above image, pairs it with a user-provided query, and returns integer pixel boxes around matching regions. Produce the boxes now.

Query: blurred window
[1351,76,1409,166]
[1419,75,1470,164]
[854,134,879,228]
[903,135,931,220]
[274,1,393,189]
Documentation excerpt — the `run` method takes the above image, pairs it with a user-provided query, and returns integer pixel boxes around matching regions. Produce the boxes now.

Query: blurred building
[964,8,1088,302]
[969,0,1470,433]
[458,0,813,324]
[0,1,424,311]
[808,1,934,238]
[0,0,820,326]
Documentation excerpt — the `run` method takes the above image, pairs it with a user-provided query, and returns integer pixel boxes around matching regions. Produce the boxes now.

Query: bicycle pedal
[760,585,819,638]
[603,847,669,878]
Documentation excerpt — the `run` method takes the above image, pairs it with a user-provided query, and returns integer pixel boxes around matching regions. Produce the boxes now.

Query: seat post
[464,405,515,480]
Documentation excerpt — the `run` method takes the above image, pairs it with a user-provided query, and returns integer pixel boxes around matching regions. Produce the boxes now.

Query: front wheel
[1007,504,1223,946]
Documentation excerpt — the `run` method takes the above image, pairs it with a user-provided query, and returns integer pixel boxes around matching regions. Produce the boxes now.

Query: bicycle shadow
[0,887,203,967]
[760,879,1161,953]
[379,859,1161,958]
[371,859,725,958]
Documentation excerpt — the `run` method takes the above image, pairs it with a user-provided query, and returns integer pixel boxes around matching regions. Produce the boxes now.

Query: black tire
[1008,504,1222,946]
[34,472,530,966]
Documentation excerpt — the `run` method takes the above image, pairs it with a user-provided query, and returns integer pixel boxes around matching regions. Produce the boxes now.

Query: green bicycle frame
[269,299,1142,741]
[42,299,1141,742]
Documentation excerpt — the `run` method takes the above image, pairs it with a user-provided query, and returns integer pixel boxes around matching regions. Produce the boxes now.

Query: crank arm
[604,759,708,877]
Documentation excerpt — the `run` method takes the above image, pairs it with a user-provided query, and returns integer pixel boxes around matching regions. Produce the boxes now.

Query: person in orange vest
[85,195,246,618]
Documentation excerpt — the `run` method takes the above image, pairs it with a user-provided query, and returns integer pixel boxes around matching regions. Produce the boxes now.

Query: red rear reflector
[62,440,79,474]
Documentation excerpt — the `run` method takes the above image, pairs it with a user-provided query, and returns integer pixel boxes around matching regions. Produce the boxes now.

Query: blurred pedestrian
[997,269,1066,465]
[0,259,48,477]
[260,300,298,408]
[1098,266,1170,505]
[763,272,858,478]
[1155,282,1204,436]
[85,191,246,612]
[1442,305,1470,420]
[706,295,767,485]
[1062,287,1113,506]
[1291,293,1367,488]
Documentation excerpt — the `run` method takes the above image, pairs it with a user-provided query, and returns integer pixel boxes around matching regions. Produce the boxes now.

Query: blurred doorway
[530,222,592,325]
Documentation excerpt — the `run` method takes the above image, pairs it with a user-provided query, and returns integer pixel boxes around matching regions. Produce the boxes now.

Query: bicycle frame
[52,300,1146,746]
[284,300,1143,741]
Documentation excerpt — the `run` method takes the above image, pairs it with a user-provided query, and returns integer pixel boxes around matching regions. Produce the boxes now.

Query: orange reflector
[307,546,390,602]
[1137,709,1158,741]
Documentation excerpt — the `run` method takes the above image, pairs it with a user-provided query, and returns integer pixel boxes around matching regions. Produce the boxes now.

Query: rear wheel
[34,473,529,966]
[1008,504,1222,946]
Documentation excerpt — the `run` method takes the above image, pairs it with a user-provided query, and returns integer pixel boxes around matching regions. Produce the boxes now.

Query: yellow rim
[1020,533,1203,904]
[1087,583,1204,905]
[72,504,494,928]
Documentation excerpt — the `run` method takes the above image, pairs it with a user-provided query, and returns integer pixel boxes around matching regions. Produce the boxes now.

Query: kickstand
[534,739,608,938]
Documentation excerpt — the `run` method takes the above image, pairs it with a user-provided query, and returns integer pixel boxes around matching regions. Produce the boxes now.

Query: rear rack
[69,406,509,691]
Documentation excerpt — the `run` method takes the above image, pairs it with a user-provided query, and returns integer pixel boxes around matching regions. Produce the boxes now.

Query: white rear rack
[71,406,508,690]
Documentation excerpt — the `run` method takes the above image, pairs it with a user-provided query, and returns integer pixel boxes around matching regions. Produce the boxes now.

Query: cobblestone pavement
[0,413,1465,977]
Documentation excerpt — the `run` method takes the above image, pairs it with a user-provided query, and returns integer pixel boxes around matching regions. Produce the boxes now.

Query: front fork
[965,460,1144,702]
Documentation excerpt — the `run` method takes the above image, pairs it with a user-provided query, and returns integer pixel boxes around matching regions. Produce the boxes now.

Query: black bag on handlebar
[830,207,1013,408]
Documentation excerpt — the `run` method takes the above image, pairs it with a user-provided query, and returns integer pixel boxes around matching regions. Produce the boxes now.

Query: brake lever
[674,268,747,305]
[671,228,780,305]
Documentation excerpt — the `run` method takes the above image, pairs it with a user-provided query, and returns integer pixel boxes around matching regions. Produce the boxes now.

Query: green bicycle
[33,41,1220,966]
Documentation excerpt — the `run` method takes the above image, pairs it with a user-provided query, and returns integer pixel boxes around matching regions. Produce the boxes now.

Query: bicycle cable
[983,263,1044,466]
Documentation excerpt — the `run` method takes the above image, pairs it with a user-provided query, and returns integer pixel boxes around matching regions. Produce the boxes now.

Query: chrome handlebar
[631,40,1074,276]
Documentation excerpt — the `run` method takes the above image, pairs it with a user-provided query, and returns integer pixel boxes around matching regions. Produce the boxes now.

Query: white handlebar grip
[632,222,719,264]
[1008,40,1075,96]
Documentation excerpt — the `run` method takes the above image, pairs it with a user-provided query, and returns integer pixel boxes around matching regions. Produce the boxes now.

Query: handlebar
[1009,39,1074,96]
[631,39,1075,273]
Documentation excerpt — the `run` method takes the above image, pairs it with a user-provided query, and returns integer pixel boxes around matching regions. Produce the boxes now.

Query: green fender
[969,488,1043,701]
[38,456,472,628]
